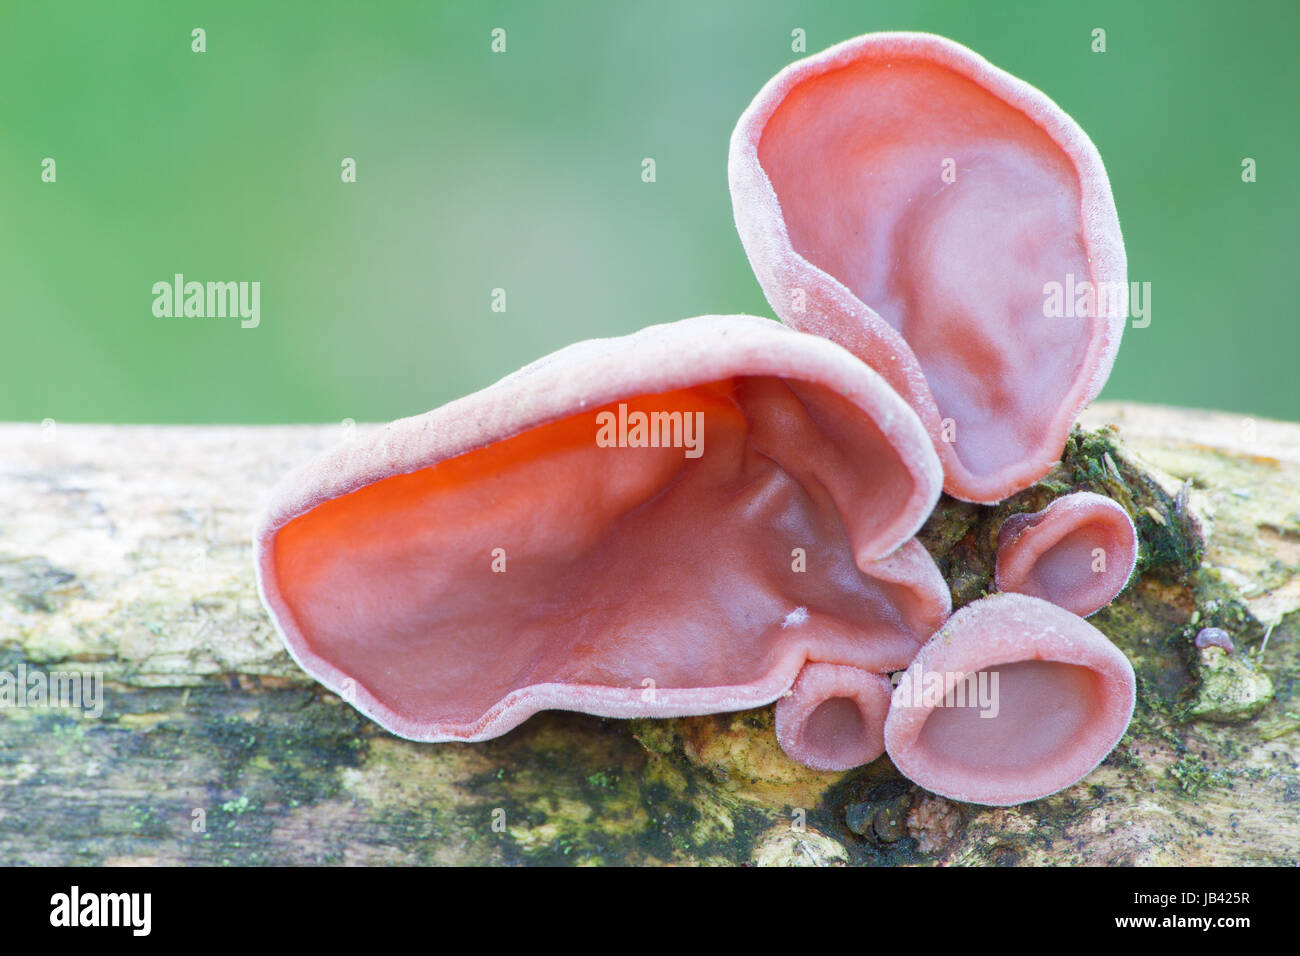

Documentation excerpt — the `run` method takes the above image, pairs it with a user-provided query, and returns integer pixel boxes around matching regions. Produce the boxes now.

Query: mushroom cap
[729,31,1127,504]
[995,491,1138,616]
[883,592,1135,805]
[255,315,947,742]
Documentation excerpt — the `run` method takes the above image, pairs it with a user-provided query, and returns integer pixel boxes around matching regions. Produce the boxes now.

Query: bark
[0,403,1295,865]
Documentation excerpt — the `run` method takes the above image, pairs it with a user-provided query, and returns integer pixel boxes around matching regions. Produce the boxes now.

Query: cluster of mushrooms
[256,33,1141,806]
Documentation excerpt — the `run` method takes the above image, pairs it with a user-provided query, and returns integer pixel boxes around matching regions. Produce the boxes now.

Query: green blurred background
[3,0,1297,424]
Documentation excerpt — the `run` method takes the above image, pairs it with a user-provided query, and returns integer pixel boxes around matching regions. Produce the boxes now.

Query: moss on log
[1,403,1296,865]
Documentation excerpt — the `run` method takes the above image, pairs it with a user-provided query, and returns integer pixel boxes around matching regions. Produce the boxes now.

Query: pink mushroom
[776,536,952,772]
[255,315,947,743]
[884,593,1136,805]
[1194,627,1234,653]
[995,491,1137,617]
[775,664,893,772]
[729,32,1127,503]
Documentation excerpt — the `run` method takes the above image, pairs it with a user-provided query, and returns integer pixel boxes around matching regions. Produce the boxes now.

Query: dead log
[0,402,1295,865]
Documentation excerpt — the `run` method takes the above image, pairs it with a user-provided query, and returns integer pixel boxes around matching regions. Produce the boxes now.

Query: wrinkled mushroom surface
[256,316,945,741]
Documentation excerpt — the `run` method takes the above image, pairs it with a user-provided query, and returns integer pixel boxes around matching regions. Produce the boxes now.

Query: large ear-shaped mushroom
[729,32,1127,503]
[884,593,1135,805]
[995,491,1137,617]
[255,315,944,742]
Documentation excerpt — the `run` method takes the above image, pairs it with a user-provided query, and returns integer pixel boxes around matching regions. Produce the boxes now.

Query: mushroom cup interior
[270,376,931,732]
[914,660,1104,772]
[757,52,1097,486]
[801,696,876,768]
[1018,523,1120,611]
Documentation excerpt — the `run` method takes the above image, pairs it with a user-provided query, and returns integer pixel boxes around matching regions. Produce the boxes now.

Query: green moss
[917,425,1203,616]
[219,795,252,814]
[1169,755,1231,797]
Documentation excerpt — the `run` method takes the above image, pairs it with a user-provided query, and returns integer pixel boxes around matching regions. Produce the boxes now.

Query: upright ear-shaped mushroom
[884,593,1136,805]
[995,491,1138,617]
[729,32,1127,503]
[255,315,946,743]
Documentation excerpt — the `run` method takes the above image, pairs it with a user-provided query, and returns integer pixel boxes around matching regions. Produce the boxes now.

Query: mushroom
[1194,626,1234,653]
[995,491,1138,617]
[775,663,893,772]
[254,315,947,743]
[729,32,1127,503]
[776,537,952,771]
[883,593,1136,805]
